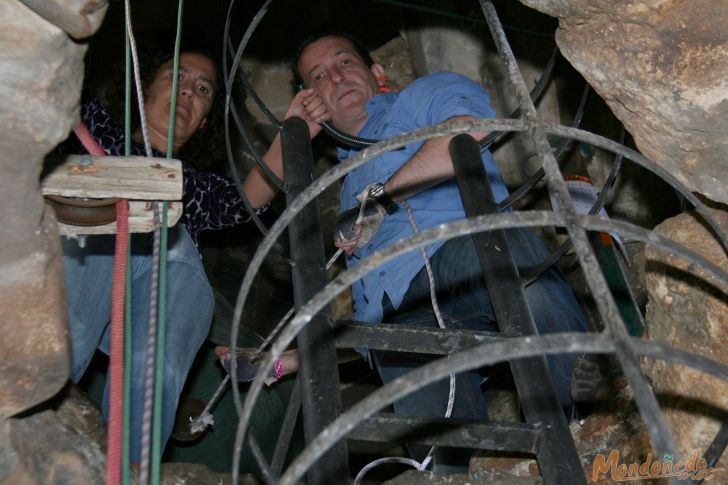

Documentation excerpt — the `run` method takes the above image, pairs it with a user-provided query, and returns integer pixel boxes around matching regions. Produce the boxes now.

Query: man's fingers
[334,223,362,256]
[305,98,328,119]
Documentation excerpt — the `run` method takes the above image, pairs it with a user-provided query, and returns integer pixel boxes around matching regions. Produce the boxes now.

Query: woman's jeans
[62,225,214,462]
[374,229,588,423]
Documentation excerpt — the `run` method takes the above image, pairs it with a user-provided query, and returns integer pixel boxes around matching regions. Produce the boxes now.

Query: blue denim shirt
[338,71,509,324]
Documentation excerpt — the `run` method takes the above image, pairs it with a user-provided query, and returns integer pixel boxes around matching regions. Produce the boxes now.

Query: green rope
[151,0,184,482]
[122,31,132,485]
[151,203,169,483]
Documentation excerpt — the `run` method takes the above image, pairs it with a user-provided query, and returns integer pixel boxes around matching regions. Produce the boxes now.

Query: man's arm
[382,115,487,203]
[334,115,488,254]
[242,88,329,208]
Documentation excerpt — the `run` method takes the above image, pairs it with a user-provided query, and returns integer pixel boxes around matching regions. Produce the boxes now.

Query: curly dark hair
[98,34,228,170]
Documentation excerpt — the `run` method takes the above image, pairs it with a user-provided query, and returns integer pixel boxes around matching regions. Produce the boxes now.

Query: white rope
[354,456,424,484]
[405,203,456,422]
[124,0,152,157]
[126,2,155,482]
[354,202,457,484]
[189,374,230,434]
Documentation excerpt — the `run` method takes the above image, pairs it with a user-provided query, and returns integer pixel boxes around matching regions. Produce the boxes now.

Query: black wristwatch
[369,182,399,215]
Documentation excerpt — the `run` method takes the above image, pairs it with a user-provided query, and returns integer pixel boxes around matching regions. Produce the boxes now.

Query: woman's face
[144,52,217,150]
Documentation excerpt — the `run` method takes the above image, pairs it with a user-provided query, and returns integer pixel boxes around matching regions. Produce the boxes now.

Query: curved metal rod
[497,83,591,212]
[279,333,728,484]
[229,118,527,482]
[223,0,286,187]
[692,418,728,485]
[220,0,271,235]
[227,35,283,130]
[480,45,560,150]
[221,0,291,235]
[228,117,728,481]
[549,80,591,161]
[522,126,626,286]
[231,210,728,483]
[542,124,728,257]
[223,32,287,191]
[247,433,277,485]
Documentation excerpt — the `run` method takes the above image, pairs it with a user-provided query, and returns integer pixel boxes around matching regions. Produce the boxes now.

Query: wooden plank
[55,201,183,236]
[42,155,183,200]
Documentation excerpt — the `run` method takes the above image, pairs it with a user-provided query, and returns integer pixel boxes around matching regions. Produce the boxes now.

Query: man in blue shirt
[284,31,589,466]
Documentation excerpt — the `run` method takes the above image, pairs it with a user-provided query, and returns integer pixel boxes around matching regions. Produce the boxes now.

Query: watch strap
[370,183,399,214]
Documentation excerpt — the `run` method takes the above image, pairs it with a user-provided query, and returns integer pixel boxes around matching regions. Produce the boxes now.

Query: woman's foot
[214,346,300,383]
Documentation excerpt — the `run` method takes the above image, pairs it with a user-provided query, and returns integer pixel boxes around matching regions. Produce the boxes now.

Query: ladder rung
[334,320,503,355]
[350,413,540,454]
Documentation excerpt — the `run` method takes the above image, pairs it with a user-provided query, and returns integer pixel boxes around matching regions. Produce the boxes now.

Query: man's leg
[372,236,496,473]
[98,226,214,462]
[375,231,588,415]
[373,239,495,422]
[505,228,589,410]
[431,230,589,410]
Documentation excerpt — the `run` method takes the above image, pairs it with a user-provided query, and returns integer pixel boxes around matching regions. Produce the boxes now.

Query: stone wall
[518,0,728,204]
[644,208,728,469]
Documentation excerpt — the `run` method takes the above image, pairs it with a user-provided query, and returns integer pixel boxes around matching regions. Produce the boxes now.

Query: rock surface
[517,0,728,204]
[0,0,91,419]
[521,0,728,202]
[0,408,106,484]
[643,208,728,469]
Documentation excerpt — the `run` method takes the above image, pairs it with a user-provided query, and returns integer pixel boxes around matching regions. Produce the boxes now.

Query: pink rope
[73,121,127,485]
[73,122,106,156]
[107,198,128,485]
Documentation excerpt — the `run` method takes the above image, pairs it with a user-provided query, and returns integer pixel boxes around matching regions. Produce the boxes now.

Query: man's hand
[334,200,385,255]
[285,88,330,138]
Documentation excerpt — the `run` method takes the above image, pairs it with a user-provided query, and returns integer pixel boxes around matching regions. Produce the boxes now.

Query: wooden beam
[42,155,183,200]
[42,155,185,235]
[55,201,183,236]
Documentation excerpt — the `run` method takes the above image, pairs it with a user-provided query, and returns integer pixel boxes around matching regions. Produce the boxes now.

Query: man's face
[145,52,217,147]
[297,36,382,133]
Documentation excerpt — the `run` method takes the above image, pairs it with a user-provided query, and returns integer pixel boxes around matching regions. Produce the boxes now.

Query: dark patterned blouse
[65,95,267,248]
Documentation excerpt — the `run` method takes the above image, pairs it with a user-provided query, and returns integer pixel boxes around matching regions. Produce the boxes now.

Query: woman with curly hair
[61,48,290,462]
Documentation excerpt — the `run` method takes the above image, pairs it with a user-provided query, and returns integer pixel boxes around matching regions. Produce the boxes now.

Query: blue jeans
[374,229,588,422]
[62,225,214,462]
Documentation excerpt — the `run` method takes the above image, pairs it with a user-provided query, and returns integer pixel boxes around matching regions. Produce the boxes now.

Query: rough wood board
[42,155,183,200]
